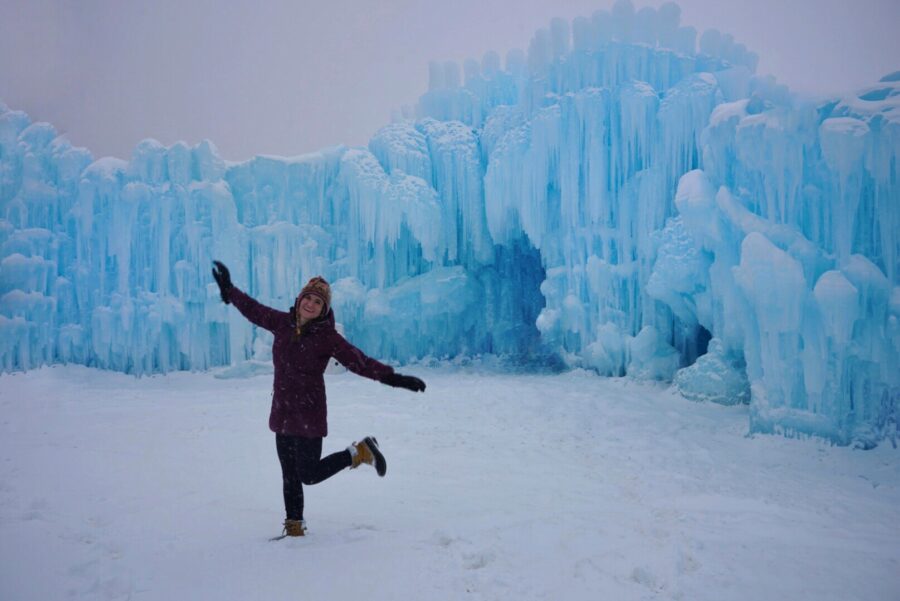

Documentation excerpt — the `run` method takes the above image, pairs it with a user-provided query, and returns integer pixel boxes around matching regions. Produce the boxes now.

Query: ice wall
[1,1,897,445]
[649,74,900,445]
[0,119,529,373]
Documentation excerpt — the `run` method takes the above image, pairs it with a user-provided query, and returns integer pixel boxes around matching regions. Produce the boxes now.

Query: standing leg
[275,434,306,521]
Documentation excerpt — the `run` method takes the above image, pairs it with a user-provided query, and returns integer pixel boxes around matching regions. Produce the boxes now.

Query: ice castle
[1,1,897,446]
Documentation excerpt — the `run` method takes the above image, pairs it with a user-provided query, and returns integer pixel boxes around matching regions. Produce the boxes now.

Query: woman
[211,261,426,538]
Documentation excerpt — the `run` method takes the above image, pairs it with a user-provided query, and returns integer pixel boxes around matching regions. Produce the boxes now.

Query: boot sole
[364,436,387,477]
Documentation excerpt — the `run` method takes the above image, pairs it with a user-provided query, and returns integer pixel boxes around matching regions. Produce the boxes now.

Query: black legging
[275,434,352,521]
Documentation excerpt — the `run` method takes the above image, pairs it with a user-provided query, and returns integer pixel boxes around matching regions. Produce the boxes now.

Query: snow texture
[1,365,898,600]
[0,1,898,445]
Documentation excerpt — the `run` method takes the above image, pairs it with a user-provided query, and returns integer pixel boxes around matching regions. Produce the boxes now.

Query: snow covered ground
[1,365,898,601]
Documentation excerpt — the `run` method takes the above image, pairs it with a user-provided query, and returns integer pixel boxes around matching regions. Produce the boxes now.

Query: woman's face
[298,294,324,322]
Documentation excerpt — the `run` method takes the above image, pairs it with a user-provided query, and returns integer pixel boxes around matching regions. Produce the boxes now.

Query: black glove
[381,372,426,393]
[211,260,233,304]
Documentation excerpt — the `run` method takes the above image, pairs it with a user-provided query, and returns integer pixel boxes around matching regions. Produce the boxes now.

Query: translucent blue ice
[1,2,897,445]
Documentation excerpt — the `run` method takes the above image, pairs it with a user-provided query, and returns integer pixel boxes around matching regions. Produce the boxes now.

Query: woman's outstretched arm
[331,334,426,392]
[330,334,395,381]
[212,261,287,332]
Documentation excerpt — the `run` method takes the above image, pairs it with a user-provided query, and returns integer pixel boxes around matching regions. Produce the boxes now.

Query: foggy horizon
[2,0,898,162]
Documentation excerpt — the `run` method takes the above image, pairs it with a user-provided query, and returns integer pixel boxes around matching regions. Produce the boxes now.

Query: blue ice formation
[0,1,897,445]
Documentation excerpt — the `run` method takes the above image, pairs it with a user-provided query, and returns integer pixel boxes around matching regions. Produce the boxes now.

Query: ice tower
[1,1,897,445]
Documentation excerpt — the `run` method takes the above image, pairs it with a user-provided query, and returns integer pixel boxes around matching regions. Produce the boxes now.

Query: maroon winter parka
[229,287,394,437]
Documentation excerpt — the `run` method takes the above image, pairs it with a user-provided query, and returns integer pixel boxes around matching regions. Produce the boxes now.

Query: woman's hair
[293,276,331,336]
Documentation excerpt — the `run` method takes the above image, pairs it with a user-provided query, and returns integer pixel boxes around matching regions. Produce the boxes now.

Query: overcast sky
[1,0,897,162]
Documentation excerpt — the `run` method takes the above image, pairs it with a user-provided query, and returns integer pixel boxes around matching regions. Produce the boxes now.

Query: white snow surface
[1,365,898,601]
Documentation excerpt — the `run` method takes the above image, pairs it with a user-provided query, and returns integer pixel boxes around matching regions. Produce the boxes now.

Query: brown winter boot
[350,436,387,477]
[283,519,306,537]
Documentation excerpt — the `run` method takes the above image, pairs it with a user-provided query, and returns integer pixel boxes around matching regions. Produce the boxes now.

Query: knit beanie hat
[296,276,331,316]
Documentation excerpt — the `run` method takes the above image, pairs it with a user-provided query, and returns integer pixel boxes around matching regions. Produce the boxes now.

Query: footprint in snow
[431,530,457,547]
[631,566,658,589]
[463,551,495,570]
